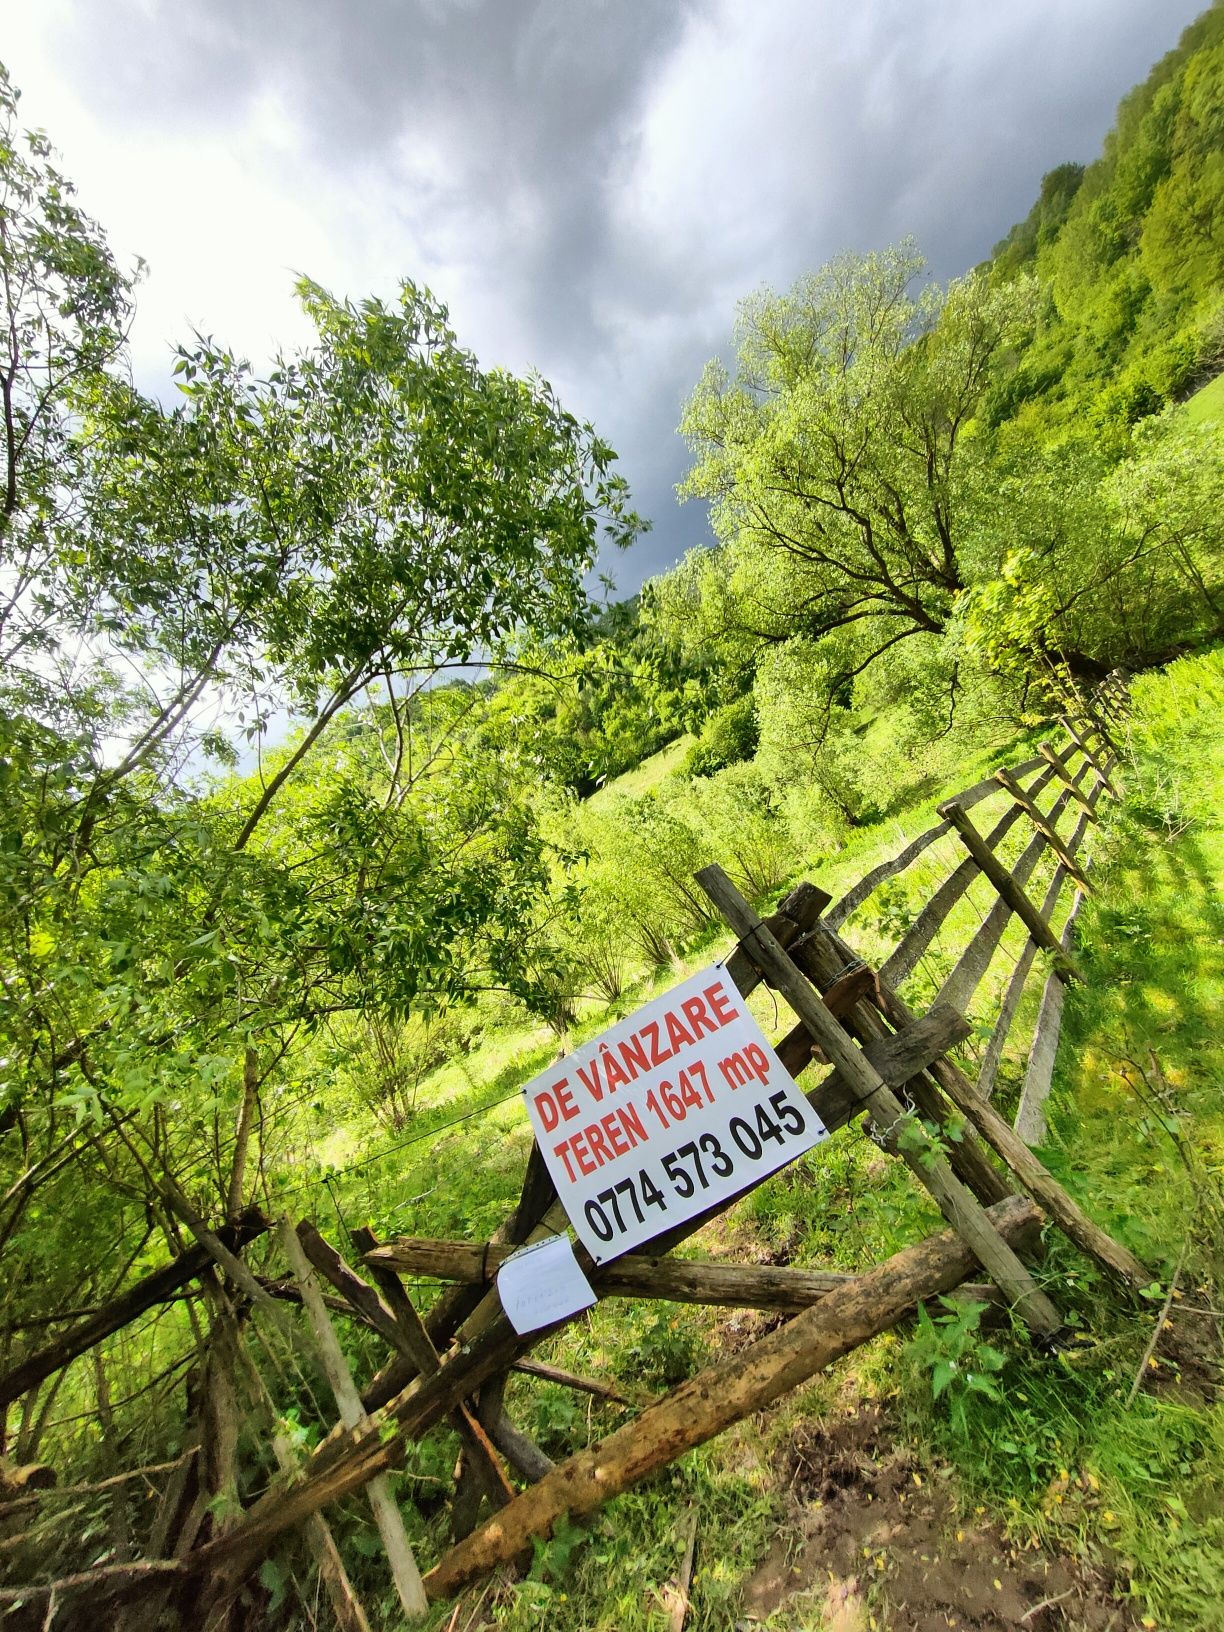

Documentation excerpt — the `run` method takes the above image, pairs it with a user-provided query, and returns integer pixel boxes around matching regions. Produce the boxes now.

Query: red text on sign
[552,1103,649,1181]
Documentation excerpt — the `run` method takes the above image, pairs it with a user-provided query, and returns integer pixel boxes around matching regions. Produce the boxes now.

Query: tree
[673,245,1039,718]
[0,64,641,1385]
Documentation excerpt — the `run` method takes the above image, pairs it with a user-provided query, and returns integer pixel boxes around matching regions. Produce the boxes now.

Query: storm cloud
[6,0,1208,584]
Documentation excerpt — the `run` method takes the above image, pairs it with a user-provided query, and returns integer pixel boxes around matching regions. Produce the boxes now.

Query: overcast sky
[5,0,1206,592]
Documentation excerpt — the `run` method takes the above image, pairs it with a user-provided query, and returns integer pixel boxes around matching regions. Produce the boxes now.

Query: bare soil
[739,1404,1139,1632]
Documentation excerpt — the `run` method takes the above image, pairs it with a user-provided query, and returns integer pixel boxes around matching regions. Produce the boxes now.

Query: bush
[683,695,758,778]
[347,1007,483,1131]
[686,763,797,900]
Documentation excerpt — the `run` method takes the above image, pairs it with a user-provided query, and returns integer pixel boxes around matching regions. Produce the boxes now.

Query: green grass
[587,732,695,807]
[261,654,1224,1631]
[1184,370,1224,427]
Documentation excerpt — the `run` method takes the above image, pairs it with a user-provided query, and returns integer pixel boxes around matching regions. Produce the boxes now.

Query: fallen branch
[0,1211,267,1411]
[510,1358,633,1406]
[0,1557,186,1607]
[0,1452,195,1513]
[422,1196,1041,1601]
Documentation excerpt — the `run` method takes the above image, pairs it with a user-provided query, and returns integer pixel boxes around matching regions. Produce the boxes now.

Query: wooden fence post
[1037,742,1099,818]
[993,768,1092,889]
[1013,889,1088,1147]
[276,1221,429,1622]
[937,800,1080,980]
[1059,716,1120,797]
[695,866,1063,1342]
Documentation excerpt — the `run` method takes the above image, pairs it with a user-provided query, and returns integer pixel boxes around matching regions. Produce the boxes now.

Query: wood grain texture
[422,1198,1040,1600]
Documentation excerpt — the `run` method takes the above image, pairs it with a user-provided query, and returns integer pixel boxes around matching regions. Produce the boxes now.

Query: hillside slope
[985,0,1224,431]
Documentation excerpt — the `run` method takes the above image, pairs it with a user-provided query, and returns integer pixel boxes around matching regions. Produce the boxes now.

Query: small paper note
[497,1233,596,1335]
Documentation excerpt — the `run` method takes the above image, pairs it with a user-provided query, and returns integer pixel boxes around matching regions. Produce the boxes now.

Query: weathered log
[297,1223,412,1358]
[1058,716,1119,797]
[365,1237,1005,1315]
[421,1196,1041,1600]
[936,767,1089,1019]
[482,1396,556,1485]
[723,882,830,995]
[937,801,1080,980]
[764,962,876,1075]
[827,819,952,930]
[976,791,1099,1099]
[1037,742,1099,818]
[776,997,969,1125]
[809,921,1149,1292]
[975,875,1061,1102]
[697,866,1062,1340]
[510,1358,633,1405]
[0,1210,268,1412]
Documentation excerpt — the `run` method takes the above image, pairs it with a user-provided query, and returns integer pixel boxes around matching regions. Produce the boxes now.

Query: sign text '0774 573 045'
[520,964,827,1263]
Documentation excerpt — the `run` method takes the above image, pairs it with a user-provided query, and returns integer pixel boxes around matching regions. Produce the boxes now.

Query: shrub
[683,695,759,778]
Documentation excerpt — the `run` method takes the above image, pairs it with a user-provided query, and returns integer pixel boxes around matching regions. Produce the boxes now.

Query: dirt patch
[716,1307,790,1355]
[740,1404,1138,1632]
[1142,1293,1222,1406]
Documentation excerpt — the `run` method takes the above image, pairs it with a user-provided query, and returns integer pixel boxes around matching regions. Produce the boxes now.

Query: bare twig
[666,1507,699,1632]
[1021,1586,1075,1622]
[1125,1240,1188,1409]
[0,1557,185,1605]
[510,1358,634,1406]
[0,1452,197,1514]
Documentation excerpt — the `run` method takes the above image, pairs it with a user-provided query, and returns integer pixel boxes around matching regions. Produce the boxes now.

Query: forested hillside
[1,7,1223,1629]
[985,0,1224,431]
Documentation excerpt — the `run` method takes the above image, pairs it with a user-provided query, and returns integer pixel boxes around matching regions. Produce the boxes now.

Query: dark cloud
[33,0,1214,584]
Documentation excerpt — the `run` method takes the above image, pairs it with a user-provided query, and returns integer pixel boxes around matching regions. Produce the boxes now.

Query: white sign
[521,964,827,1263]
[496,1233,596,1334]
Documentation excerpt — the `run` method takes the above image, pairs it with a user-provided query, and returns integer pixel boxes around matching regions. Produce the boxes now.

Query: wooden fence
[0,672,1146,1628]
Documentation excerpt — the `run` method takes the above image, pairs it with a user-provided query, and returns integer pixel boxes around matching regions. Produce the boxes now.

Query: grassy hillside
[985,2,1224,432]
[260,653,1222,1630]
[1185,369,1224,425]
[587,733,695,807]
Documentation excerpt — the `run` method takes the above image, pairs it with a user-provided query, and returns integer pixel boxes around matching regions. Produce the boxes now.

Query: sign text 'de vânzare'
[521,964,828,1262]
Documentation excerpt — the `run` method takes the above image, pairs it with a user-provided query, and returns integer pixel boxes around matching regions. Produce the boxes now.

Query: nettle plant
[908,1294,1009,1434]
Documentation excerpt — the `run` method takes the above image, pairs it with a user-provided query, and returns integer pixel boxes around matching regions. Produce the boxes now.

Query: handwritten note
[497,1233,596,1335]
